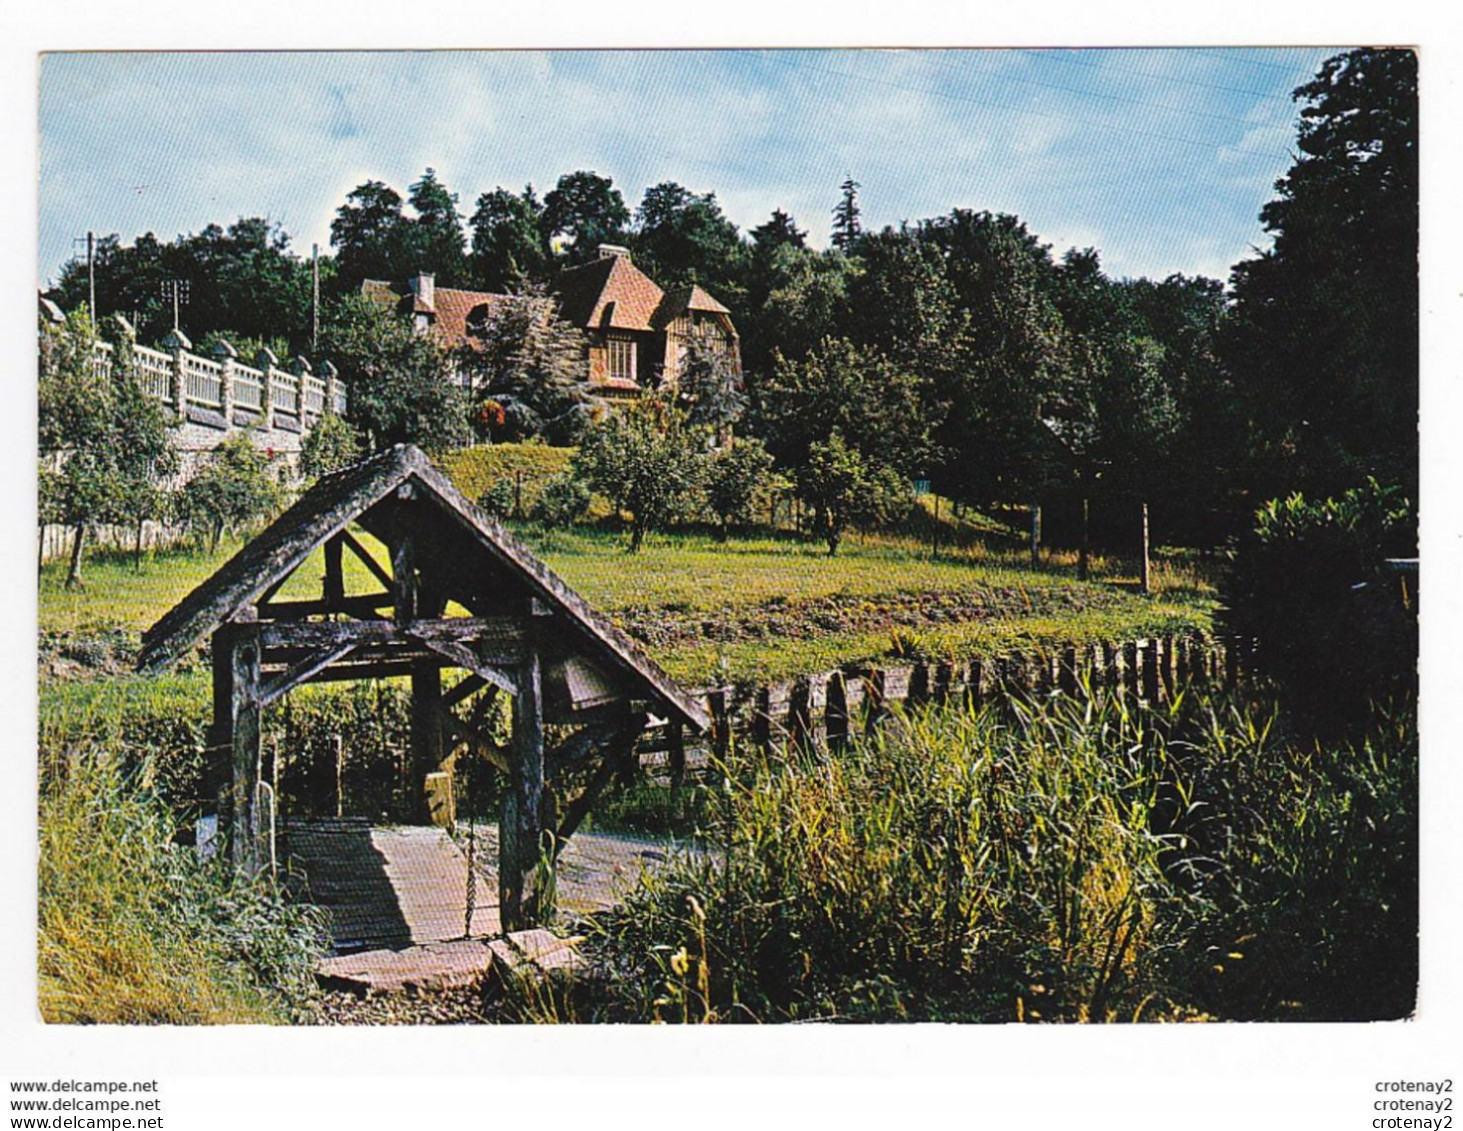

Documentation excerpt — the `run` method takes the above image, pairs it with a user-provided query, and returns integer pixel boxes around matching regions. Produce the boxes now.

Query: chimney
[596,244,631,261]
[409,272,436,310]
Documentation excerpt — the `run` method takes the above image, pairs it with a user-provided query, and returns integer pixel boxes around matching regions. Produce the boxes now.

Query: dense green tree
[749,209,807,258]
[917,210,1068,501]
[705,436,774,540]
[404,168,469,286]
[541,171,630,266]
[39,309,176,585]
[458,284,594,444]
[469,185,551,291]
[753,336,935,480]
[740,245,857,375]
[842,226,969,385]
[51,218,318,350]
[330,180,412,291]
[797,430,907,556]
[831,176,862,250]
[631,182,747,296]
[1224,48,1418,500]
[317,294,468,453]
[573,396,707,552]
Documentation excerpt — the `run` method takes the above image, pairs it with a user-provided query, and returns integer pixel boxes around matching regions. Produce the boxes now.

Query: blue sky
[38,47,1341,289]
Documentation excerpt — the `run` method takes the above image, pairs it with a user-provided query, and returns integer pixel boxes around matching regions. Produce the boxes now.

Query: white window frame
[606,335,636,384]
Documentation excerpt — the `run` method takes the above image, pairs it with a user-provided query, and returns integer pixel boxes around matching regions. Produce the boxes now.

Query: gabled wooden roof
[138,444,709,731]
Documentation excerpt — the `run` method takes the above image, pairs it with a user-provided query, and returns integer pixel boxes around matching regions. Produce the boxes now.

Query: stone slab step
[316,930,584,997]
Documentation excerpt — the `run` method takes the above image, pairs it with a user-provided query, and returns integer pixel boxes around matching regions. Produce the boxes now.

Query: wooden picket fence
[636,632,1248,783]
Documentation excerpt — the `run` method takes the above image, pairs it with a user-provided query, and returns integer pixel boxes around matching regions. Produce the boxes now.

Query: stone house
[361,244,741,401]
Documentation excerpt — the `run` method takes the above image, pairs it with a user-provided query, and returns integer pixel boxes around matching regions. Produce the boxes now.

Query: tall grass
[568,688,1415,1023]
[38,753,326,1024]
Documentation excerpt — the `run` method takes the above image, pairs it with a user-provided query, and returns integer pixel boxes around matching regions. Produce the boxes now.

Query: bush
[797,431,911,555]
[178,432,286,552]
[438,442,576,515]
[40,678,419,822]
[705,437,774,539]
[38,753,326,1023]
[573,690,1416,1023]
[477,478,518,519]
[574,396,708,551]
[1217,479,1416,727]
[531,472,592,529]
[299,411,362,481]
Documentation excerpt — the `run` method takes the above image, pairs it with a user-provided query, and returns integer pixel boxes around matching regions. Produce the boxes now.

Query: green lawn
[40,519,1214,687]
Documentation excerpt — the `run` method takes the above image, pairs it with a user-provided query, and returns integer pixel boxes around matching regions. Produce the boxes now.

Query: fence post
[162,328,191,417]
[212,339,237,424]
[256,347,279,431]
[322,360,342,417]
[1030,503,1042,566]
[292,355,313,423]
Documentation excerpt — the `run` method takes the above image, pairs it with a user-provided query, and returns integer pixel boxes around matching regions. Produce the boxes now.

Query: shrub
[705,437,774,540]
[531,472,591,529]
[38,753,326,1023]
[574,395,708,551]
[299,411,362,481]
[574,690,1416,1023]
[477,478,518,519]
[1217,479,1416,728]
[178,431,285,552]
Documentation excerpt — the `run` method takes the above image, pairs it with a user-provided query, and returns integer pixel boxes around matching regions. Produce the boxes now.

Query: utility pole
[311,243,320,353]
[87,232,96,322]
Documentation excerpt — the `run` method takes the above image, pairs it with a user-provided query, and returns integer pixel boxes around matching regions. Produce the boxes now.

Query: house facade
[362,244,741,400]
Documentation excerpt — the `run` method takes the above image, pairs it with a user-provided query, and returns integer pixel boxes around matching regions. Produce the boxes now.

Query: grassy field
[40,517,1215,688]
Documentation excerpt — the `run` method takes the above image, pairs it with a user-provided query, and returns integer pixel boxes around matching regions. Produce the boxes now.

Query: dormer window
[607,335,636,384]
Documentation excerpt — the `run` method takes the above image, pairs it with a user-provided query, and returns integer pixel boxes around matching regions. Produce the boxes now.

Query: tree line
[45,48,1417,554]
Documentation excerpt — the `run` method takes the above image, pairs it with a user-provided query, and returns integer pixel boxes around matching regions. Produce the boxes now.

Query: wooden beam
[214,624,266,875]
[442,674,487,710]
[323,535,345,607]
[554,715,647,853]
[257,592,394,621]
[259,616,522,656]
[415,637,519,697]
[409,662,445,824]
[338,528,395,592]
[258,641,356,707]
[392,535,418,623]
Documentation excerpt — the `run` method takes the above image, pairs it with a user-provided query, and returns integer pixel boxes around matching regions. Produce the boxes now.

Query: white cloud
[38,47,1340,288]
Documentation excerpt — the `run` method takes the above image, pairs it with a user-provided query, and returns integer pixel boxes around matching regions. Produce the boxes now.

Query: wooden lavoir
[139,444,708,930]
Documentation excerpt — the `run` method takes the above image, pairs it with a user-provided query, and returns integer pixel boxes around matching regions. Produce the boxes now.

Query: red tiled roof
[361,279,516,350]
[555,255,665,332]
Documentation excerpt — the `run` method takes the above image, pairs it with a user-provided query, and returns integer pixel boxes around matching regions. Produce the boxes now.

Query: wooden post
[1139,502,1151,595]
[323,536,345,610]
[825,672,849,753]
[667,721,686,799]
[1140,639,1160,705]
[1078,496,1090,581]
[409,663,444,824]
[1030,503,1042,566]
[501,601,547,931]
[212,624,265,875]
